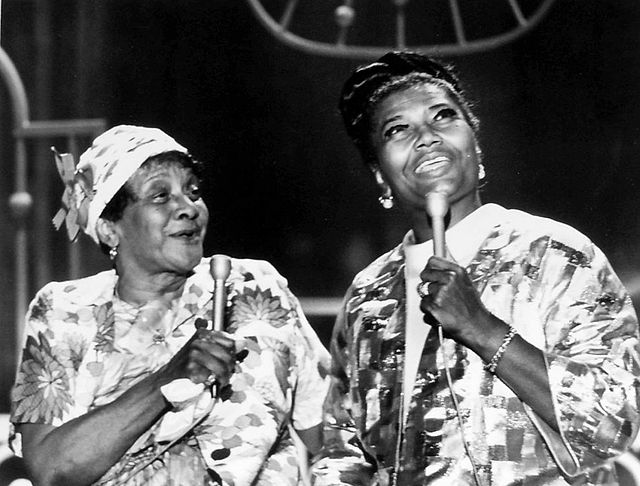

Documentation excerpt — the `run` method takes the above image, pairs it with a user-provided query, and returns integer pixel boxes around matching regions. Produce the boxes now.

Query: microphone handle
[210,255,231,331]
[213,280,226,331]
[424,191,449,258]
[432,215,446,258]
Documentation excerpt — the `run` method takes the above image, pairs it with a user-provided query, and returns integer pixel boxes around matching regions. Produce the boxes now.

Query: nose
[414,124,441,151]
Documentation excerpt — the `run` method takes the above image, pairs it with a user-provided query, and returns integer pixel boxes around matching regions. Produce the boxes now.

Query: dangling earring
[378,189,394,209]
[373,169,394,209]
[478,163,486,181]
[109,245,118,261]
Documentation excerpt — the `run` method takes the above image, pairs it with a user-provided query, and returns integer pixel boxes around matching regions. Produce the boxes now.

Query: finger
[187,349,234,386]
[426,255,457,270]
[420,265,463,285]
[195,329,236,352]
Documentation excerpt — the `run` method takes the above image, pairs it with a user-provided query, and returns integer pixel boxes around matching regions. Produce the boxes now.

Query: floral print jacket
[11,256,330,486]
[312,205,640,486]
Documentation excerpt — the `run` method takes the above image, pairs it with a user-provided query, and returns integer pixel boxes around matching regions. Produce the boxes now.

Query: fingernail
[194,318,209,329]
[235,349,249,362]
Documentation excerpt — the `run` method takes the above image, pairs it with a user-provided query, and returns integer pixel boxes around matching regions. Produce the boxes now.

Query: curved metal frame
[245,0,557,58]
[0,47,106,354]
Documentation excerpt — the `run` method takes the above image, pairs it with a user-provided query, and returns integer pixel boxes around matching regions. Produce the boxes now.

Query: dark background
[1,0,640,412]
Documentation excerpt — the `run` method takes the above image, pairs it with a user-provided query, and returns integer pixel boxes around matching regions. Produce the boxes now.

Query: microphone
[425,191,449,258]
[210,254,231,331]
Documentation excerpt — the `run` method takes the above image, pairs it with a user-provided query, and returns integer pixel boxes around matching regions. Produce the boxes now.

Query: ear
[371,166,389,190]
[95,218,120,248]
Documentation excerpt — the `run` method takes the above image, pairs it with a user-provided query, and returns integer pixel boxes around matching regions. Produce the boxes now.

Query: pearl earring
[478,163,486,181]
[378,191,394,209]
[109,245,118,261]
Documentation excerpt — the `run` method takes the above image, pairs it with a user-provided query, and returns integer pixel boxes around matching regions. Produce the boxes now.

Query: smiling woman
[9,125,330,486]
[311,52,640,486]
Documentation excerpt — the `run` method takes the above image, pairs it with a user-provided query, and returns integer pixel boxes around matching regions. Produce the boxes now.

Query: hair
[339,51,479,167]
[98,150,204,255]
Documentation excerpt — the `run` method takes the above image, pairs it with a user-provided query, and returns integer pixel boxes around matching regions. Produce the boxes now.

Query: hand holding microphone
[417,189,450,302]
[418,193,490,342]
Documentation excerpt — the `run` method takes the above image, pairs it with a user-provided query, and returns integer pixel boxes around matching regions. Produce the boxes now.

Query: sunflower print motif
[11,332,73,424]
[229,286,291,331]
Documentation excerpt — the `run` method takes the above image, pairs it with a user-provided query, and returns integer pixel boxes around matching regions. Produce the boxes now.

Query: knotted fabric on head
[338,51,464,152]
[52,125,188,244]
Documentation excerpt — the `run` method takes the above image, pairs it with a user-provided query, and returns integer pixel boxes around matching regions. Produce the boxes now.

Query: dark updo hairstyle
[339,51,479,167]
[98,150,204,255]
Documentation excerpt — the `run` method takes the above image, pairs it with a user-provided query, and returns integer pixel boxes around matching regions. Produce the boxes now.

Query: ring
[204,372,217,386]
[416,281,430,298]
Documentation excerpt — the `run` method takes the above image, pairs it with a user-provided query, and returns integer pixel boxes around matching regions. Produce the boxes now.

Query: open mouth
[172,228,201,240]
[415,156,449,174]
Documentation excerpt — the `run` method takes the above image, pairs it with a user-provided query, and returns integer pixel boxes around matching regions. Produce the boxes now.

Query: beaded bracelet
[484,326,518,374]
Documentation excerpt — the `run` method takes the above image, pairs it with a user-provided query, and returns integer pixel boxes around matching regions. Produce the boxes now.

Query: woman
[311,52,640,485]
[10,125,330,486]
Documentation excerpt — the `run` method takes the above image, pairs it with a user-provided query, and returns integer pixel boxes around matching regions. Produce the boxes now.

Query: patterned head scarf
[53,125,188,244]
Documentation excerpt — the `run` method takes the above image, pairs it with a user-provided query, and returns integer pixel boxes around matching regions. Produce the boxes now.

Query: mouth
[171,227,202,241]
[414,155,450,174]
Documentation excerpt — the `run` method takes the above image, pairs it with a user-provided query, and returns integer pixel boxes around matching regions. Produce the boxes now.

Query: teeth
[415,156,448,173]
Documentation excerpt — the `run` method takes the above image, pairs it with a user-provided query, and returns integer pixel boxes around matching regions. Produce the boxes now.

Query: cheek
[198,203,210,223]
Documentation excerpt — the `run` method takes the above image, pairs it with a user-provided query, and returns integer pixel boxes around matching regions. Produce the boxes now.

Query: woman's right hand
[158,326,237,388]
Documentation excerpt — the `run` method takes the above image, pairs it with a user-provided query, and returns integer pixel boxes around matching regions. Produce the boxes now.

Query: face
[111,162,209,277]
[370,83,480,218]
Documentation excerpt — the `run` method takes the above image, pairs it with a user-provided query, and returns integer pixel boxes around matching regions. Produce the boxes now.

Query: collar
[403,203,507,275]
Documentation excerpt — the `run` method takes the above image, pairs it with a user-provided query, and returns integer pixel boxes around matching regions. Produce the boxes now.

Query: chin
[173,252,203,274]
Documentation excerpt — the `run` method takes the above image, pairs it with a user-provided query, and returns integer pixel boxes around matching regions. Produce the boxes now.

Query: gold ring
[416,281,430,298]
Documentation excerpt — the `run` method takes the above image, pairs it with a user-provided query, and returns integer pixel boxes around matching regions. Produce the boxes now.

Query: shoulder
[490,207,597,264]
[194,256,286,286]
[32,270,117,309]
[350,242,404,292]
[503,208,593,248]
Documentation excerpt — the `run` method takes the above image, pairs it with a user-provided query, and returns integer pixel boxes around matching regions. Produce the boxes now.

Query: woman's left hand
[418,256,493,346]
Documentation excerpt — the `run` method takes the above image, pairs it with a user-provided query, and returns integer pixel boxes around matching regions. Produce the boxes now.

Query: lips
[414,155,450,174]
[171,226,202,239]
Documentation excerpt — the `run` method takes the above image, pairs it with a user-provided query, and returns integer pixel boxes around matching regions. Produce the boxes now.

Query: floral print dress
[10,257,330,486]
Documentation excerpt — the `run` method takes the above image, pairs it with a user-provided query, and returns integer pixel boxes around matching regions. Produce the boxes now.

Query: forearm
[22,371,170,486]
[462,313,559,432]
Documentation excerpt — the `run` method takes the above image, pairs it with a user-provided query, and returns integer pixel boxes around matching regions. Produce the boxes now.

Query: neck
[411,193,482,244]
[115,271,187,306]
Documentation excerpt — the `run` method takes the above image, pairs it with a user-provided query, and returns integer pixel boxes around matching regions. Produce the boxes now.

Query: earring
[478,163,486,181]
[109,245,118,261]
[373,169,394,209]
[378,188,394,209]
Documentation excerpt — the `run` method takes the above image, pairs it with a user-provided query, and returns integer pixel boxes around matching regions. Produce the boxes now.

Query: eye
[383,123,410,140]
[186,183,202,201]
[148,186,171,203]
[433,107,459,122]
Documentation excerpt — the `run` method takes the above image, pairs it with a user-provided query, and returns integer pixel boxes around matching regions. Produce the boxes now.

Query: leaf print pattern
[12,332,73,423]
[28,294,53,323]
[53,332,90,372]
[93,302,115,353]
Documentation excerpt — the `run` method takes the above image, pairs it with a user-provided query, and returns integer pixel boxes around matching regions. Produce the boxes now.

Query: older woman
[311,52,640,485]
[10,125,330,486]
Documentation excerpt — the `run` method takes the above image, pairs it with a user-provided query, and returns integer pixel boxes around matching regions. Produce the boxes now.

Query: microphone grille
[425,191,449,219]
[210,254,231,280]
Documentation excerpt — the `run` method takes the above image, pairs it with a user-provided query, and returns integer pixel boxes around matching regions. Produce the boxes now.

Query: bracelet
[483,326,518,374]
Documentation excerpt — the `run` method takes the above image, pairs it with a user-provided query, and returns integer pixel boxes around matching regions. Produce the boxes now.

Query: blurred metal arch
[0,46,106,354]
[245,0,557,59]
